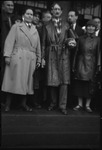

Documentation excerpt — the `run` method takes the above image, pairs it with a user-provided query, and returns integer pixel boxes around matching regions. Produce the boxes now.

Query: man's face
[42,13,52,23]
[68,11,78,24]
[52,4,62,18]
[3,1,14,14]
[93,18,101,30]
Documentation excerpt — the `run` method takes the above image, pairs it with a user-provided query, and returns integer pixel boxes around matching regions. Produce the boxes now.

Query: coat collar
[46,20,68,43]
[84,33,96,39]
[19,22,37,45]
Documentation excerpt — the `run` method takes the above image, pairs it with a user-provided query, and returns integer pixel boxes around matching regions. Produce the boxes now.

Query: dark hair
[51,2,62,10]
[33,9,42,19]
[68,9,79,16]
[2,0,14,6]
[22,7,34,16]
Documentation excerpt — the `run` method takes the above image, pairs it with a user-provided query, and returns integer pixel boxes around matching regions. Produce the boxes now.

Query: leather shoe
[47,105,56,111]
[60,109,68,115]
[34,103,42,109]
[73,105,83,111]
[22,105,32,112]
[85,106,92,113]
[5,106,10,112]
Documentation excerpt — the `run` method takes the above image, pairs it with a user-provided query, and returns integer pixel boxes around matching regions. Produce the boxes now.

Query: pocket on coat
[10,52,19,73]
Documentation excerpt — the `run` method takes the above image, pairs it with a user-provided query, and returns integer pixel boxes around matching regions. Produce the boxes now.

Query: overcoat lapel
[19,22,37,46]
[46,21,68,44]
[46,22,56,42]
[58,21,67,42]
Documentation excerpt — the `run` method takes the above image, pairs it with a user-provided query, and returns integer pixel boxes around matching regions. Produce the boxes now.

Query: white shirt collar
[95,30,99,36]
[25,22,32,28]
[73,23,76,30]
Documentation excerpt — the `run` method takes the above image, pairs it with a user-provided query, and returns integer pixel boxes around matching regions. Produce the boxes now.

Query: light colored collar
[95,30,99,36]
[73,23,76,30]
[25,22,32,28]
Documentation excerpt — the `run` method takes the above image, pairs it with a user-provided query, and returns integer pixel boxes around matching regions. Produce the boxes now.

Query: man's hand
[41,59,46,68]
[36,62,41,69]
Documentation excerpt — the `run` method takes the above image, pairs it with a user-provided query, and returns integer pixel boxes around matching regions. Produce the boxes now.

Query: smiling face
[52,4,62,18]
[3,1,14,14]
[23,9,33,23]
[86,25,96,34]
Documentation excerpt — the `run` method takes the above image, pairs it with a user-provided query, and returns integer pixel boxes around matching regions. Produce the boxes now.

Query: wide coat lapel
[58,21,68,42]
[46,21,58,43]
[19,22,37,46]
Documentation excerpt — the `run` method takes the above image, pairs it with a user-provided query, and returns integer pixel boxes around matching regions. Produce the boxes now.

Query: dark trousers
[49,84,68,109]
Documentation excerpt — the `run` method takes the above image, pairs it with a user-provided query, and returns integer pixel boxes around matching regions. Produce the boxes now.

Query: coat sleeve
[41,25,47,59]
[36,32,41,63]
[97,37,101,67]
[3,24,17,57]
[72,38,80,71]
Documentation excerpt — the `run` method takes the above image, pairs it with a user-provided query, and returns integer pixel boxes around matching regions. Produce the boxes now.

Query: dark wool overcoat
[42,20,70,86]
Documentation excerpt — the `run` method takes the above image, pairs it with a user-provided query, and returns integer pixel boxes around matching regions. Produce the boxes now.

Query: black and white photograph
[0,0,101,149]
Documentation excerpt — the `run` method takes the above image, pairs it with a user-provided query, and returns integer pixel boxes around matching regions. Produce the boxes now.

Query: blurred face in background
[23,9,33,23]
[52,4,62,18]
[2,1,14,14]
[42,12,52,23]
[68,11,78,24]
[93,18,101,31]
[33,14,40,25]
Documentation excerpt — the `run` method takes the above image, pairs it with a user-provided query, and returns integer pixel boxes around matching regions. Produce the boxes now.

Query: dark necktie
[28,23,31,28]
[70,24,74,30]
[8,17,12,28]
[69,24,78,39]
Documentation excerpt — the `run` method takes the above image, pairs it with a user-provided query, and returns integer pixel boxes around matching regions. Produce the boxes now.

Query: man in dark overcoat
[67,9,84,107]
[0,1,15,106]
[1,1,15,86]
[41,3,71,115]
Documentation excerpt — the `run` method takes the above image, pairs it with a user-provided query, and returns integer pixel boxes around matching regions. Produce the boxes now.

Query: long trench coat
[73,34,100,81]
[2,22,41,95]
[42,20,70,86]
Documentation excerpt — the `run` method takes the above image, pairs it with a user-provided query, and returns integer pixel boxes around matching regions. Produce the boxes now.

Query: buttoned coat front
[73,34,100,81]
[42,20,70,86]
[2,22,41,95]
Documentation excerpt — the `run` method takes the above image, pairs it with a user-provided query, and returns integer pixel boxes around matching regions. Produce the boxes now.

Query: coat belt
[14,46,36,53]
[50,44,65,50]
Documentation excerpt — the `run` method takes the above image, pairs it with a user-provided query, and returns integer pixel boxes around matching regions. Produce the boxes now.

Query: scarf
[52,18,62,34]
